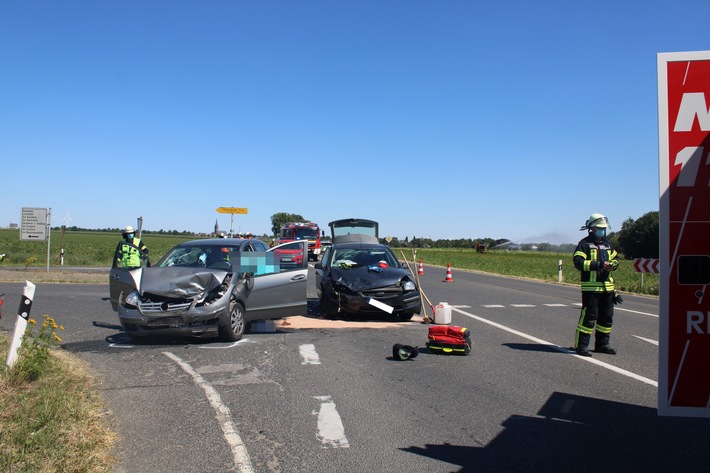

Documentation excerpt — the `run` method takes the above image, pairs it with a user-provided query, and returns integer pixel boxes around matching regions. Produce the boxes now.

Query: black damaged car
[314,219,421,321]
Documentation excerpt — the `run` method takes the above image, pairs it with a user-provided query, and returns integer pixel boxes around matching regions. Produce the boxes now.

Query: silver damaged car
[109,238,307,341]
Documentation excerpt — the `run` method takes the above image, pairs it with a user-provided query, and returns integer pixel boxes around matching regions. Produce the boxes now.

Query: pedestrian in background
[115,225,149,269]
[573,213,620,357]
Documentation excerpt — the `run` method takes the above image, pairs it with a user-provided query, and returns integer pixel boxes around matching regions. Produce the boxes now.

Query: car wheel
[396,312,414,322]
[220,299,246,342]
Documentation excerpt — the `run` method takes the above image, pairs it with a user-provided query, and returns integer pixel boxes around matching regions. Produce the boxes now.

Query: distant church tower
[214,219,220,236]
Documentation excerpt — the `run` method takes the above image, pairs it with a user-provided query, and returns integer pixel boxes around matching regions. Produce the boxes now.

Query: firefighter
[116,225,149,269]
[573,213,619,357]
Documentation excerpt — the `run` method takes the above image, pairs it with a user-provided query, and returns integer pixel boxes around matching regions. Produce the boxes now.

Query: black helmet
[393,343,419,361]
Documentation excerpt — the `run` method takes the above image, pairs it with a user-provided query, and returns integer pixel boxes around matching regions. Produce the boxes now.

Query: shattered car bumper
[118,298,228,338]
[117,267,232,338]
[323,287,421,315]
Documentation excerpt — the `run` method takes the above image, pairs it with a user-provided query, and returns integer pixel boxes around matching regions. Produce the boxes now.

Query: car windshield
[330,247,398,268]
[157,245,236,268]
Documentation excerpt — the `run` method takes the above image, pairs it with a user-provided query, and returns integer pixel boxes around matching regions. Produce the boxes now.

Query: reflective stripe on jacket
[573,235,618,292]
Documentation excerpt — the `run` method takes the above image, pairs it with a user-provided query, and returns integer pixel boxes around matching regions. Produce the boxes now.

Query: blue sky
[1,1,707,244]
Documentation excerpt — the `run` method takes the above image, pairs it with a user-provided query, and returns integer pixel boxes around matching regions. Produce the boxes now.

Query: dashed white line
[313,396,350,448]
[300,344,321,364]
[511,304,536,308]
[163,351,255,473]
[451,307,658,387]
[617,307,659,318]
[633,334,659,346]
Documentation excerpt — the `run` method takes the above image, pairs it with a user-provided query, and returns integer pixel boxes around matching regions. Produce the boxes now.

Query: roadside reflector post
[5,281,36,369]
[558,260,563,283]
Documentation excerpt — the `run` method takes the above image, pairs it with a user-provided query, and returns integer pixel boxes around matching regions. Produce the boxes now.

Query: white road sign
[21,207,48,241]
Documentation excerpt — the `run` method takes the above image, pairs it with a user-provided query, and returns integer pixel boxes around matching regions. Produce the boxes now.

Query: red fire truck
[279,222,323,261]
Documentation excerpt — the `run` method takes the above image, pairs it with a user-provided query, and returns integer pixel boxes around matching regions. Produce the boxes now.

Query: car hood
[329,266,409,292]
[138,267,229,299]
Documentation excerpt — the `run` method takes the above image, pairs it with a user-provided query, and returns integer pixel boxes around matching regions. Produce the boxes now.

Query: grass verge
[0,333,117,472]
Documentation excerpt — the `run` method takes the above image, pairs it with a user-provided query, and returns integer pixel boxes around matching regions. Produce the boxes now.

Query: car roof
[331,242,390,250]
[177,238,256,247]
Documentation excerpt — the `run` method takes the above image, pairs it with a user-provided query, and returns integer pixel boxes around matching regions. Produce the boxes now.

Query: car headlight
[123,290,142,308]
[402,280,416,291]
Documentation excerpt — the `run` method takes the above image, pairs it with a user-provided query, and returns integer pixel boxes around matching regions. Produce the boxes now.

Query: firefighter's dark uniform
[573,233,619,354]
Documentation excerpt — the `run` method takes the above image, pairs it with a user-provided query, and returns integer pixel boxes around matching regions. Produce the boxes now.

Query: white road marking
[300,344,321,364]
[163,351,255,473]
[617,307,659,318]
[482,304,505,308]
[312,396,350,448]
[633,334,659,346]
[109,343,134,348]
[544,303,568,307]
[451,307,658,387]
[511,304,535,308]
[199,339,256,349]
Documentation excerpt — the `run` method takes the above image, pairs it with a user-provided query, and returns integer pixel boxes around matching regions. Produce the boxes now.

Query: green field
[0,229,659,295]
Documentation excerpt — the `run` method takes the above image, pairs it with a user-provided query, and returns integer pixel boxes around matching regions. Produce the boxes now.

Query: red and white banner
[658,51,710,417]
[633,258,659,273]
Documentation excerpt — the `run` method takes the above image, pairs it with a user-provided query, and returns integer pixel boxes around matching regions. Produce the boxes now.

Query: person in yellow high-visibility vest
[116,225,149,269]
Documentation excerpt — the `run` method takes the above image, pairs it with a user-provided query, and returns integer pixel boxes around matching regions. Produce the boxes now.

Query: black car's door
[239,240,308,321]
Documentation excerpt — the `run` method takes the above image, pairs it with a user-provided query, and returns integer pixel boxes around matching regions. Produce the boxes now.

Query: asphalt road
[1,265,708,473]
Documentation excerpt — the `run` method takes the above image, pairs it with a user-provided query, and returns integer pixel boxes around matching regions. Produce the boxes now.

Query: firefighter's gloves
[613,290,623,305]
[602,260,619,271]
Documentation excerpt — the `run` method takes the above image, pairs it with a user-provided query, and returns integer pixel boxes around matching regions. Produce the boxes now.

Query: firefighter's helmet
[581,213,609,231]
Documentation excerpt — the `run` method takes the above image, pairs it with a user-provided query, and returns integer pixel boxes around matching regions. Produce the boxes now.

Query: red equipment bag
[426,325,472,355]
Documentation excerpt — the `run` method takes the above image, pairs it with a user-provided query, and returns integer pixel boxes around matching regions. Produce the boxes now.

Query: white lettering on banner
[674,92,710,132]
[687,311,710,334]
[674,146,709,187]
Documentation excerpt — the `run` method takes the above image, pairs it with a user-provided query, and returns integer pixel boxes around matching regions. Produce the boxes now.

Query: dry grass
[0,335,118,472]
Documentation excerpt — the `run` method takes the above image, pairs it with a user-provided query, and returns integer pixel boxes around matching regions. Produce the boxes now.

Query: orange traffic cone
[443,263,454,282]
[418,260,424,275]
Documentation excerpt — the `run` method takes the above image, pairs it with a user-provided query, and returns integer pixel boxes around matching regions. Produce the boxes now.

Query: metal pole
[46,208,52,272]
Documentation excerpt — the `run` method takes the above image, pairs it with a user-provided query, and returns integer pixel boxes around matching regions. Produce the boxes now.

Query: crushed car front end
[117,267,234,338]
[321,266,421,319]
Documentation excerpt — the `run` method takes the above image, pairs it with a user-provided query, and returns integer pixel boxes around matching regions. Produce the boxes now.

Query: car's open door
[240,240,308,321]
[108,266,139,312]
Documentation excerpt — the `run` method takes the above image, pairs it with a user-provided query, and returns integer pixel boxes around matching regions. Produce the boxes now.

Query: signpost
[21,207,48,240]
[216,207,248,237]
[658,51,710,417]
[21,207,51,272]
[633,258,660,273]
[633,258,660,290]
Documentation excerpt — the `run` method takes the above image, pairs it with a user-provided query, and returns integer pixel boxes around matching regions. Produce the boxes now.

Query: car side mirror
[314,262,323,270]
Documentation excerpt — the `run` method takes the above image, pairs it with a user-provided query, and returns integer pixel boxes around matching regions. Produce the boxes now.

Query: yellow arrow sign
[216,207,248,214]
